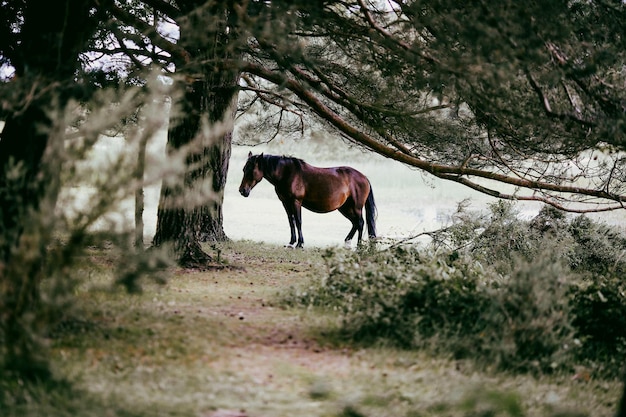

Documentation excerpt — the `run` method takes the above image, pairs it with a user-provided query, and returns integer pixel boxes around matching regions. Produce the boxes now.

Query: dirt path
[152,252,369,417]
[187,257,357,386]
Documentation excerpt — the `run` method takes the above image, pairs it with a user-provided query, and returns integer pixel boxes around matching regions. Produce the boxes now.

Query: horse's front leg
[279,199,299,248]
[293,201,304,248]
[281,205,297,249]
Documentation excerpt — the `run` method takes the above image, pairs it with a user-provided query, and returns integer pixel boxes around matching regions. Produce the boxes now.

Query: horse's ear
[247,151,253,159]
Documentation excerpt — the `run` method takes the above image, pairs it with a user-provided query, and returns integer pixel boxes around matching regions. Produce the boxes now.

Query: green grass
[1,241,621,417]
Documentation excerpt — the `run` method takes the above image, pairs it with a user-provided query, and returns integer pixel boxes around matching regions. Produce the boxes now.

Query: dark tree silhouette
[0,0,101,379]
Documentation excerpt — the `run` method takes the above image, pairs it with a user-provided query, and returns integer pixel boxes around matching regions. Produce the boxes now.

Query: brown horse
[239,152,377,248]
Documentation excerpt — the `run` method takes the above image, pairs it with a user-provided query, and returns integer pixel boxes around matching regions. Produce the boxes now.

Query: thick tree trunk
[0,0,96,379]
[152,83,215,267]
[0,106,53,380]
[197,136,231,243]
[152,2,240,263]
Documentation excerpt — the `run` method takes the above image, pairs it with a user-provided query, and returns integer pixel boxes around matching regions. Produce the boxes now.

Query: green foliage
[569,275,626,373]
[284,202,626,376]
[289,246,574,374]
[568,215,626,275]
[479,259,574,373]
[305,246,488,347]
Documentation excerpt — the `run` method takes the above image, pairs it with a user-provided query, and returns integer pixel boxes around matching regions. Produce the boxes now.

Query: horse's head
[239,152,265,197]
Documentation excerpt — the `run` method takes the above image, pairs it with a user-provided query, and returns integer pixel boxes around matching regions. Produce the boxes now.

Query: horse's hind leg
[339,204,364,245]
[344,223,358,243]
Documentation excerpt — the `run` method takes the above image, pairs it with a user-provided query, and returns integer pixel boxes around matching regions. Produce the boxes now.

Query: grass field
[3,241,621,417]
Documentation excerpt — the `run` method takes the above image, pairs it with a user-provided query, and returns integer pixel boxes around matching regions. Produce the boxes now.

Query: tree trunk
[196,3,241,243]
[0,106,54,380]
[0,0,96,379]
[152,80,215,267]
[134,133,148,250]
[197,72,240,243]
[152,2,240,263]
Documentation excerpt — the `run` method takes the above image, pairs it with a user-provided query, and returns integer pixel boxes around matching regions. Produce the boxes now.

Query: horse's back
[301,164,367,191]
[297,163,370,212]
[301,163,366,180]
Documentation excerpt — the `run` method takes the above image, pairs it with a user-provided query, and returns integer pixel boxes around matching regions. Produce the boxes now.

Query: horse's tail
[365,182,377,239]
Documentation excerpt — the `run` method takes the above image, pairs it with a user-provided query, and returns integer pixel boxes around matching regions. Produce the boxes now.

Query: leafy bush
[568,215,626,275]
[569,275,626,373]
[284,202,626,376]
[287,246,576,373]
[478,258,574,373]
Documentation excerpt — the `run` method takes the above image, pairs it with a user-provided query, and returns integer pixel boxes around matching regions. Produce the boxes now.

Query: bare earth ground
[46,241,621,417]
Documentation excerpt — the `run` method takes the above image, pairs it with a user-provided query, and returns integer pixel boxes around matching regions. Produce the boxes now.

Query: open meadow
[4,240,621,417]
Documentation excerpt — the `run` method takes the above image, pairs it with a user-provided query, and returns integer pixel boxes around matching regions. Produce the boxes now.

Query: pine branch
[242,60,626,211]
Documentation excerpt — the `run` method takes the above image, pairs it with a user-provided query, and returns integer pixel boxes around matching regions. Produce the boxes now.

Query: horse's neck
[263,156,301,185]
[261,155,281,185]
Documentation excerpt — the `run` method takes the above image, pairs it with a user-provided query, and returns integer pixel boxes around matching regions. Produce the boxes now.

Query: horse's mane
[262,154,305,173]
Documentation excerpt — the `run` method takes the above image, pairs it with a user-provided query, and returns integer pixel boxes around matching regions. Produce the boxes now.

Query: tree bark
[197,72,240,243]
[152,1,240,264]
[0,105,53,380]
[134,132,148,250]
[152,77,215,267]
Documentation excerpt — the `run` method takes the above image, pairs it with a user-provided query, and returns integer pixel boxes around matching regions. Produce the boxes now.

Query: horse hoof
[285,243,296,249]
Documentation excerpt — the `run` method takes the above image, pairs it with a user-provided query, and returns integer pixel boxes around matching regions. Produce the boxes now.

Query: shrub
[568,215,626,276]
[478,258,575,373]
[569,275,626,374]
[286,245,576,373]
[286,246,486,344]
[285,202,626,376]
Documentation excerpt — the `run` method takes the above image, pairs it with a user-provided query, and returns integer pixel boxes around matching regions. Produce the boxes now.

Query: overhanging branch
[242,61,626,211]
